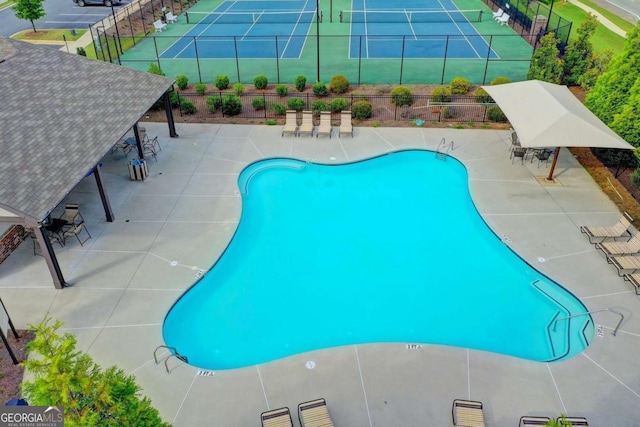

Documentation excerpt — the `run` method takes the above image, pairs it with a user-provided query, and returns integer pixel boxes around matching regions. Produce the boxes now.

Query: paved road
[588,0,640,22]
[0,0,129,37]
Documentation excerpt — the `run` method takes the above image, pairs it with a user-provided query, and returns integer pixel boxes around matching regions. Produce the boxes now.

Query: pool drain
[305,361,316,369]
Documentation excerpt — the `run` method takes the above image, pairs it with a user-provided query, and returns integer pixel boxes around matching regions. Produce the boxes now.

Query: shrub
[449,77,471,94]
[275,84,289,96]
[270,103,287,115]
[215,75,230,90]
[148,63,165,76]
[351,100,372,119]
[287,97,306,111]
[311,100,328,115]
[181,99,197,114]
[294,75,307,92]
[375,84,392,94]
[431,87,451,103]
[206,95,222,113]
[222,94,242,116]
[312,81,328,97]
[631,168,640,188]
[329,97,349,112]
[170,91,182,108]
[490,76,512,85]
[390,86,413,107]
[254,74,268,90]
[486,106,508,122]
[474,87,493,103]
[329,74,350,94]
[252,97,266,110]
[233,82,244,95]
[176,74,189,90]
[351,93,369,102]
[441,105,455,119]
[194,83,207,95]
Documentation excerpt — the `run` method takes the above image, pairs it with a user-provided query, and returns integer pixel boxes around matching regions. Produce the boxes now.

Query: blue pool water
[163,151,593,370]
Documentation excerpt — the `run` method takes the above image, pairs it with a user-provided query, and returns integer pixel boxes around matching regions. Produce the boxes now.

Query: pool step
[435,138,454,160]
[154,345,188,374]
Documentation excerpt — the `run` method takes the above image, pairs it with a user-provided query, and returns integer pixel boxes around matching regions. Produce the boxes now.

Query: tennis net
[185,10,321,24]
[339,9,483,23]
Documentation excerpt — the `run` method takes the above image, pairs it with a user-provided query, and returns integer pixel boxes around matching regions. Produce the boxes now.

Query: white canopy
[482,80,634,150]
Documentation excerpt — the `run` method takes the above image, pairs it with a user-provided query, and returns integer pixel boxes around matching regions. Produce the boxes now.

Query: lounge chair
[339,110,353,137]
[165,11,178,23]
[580,212,633,243]
[298,111,315,137]
[261,407,293,427]
[452,399,485,427]
[282,110,298,137]
[519,416,551,426]
[595,233,640,257]
[606,254,640,276]
[497,13,510,25]
[63,223,91,246]
[317,112,332,138]
[492,7,504,19]
[153,20,167,32]
[59,203,85,227]
[558,416,588,426]
[298,398,334,427]
[623,273,640,294]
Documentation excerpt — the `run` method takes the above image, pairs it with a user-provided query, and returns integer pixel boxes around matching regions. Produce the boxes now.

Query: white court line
[437,0,481,59]
[404,9,417,40]
[241,11,263,39]
[279,0,311,58]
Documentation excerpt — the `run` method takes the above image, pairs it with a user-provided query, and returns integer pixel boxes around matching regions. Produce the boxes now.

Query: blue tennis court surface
[160,0,317,59]
[346,0,498,59]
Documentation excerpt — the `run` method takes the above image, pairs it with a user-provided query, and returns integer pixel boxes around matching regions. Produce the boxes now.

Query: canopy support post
[546,147,561,181]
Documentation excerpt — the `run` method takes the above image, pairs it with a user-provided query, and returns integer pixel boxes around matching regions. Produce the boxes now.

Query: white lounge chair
[497,13,510,25]
[580,212,633,243]
[452,399,485,427]
[298,111,314,137]
[282,110,298,137]
[154,20,167,32]
[596,233,640,257]
[519,416,551,426]
[298,398,334,427]
[165,11,178,23]
[492,7,504,19]
[261,407,293,427]
[316,112,332,138]
[339,110,353,137]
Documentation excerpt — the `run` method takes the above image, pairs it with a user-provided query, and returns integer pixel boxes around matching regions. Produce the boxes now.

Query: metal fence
[171,91,502,123]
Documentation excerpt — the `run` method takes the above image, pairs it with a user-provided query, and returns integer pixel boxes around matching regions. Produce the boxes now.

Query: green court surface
[118,0,533,84]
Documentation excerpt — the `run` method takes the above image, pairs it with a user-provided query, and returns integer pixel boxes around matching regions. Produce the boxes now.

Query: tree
[527,32,563,84]
[610,77,640,147]
[22,318,172,427]
[585,23,640,125]
[12,0,46,33]
[562,13,598,86]
[578,49,613,91]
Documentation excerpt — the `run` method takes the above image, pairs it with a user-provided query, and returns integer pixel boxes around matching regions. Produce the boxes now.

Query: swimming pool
[163,150,593,370]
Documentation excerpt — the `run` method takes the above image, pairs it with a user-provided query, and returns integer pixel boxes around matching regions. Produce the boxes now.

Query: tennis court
[160,0,319,59]
[344,0,497,59]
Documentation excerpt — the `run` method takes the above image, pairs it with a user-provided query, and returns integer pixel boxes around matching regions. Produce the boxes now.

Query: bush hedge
[486,106,507,122]
[175,75,188,90]
[234,83,244,95]
[206,95,222,113]
[431,87,451,103]
[329,98,349,112]
[351,100,372,119]
[181,99,197,114]
[254,75,268,90]
[311,100,328,115]
[474,87,492,103]
[275,84,289,97]
[287,97,306,111]
[312,81,328,97]
[194,83,207,95]
[390,86,413,106]
[222,94,242,116]
[490,76,511,85]
[329,74,350,94]
[215,75,229,90]
[449,77,471,94]
[270,103,287,115]
[252,97,265,110]
[294,75,306,92]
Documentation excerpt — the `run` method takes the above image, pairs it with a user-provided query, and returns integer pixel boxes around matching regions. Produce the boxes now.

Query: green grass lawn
[552,1,629,53]
[13,29,86,42]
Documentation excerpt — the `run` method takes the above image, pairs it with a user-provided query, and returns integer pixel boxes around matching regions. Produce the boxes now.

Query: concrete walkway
[1,124,639,426]
[567,0,628,36]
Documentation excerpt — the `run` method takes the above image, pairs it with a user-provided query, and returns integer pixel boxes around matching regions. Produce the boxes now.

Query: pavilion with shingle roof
[0,37,176,288]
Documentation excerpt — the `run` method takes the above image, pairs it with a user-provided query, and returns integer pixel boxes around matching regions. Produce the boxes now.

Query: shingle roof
[0,37,173,223]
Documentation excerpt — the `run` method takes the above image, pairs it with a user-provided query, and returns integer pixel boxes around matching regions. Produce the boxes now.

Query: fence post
[219,91,224,117]
[440,36,449,84]
[234,36,241,83]
[399,35,405,85]
[194,37,202,84]
[153,36,160,68]
[358,35,362,85]
[263,93,267,119]
[275,36,280,84]
[482,35,493,84]
[127,10,136,46]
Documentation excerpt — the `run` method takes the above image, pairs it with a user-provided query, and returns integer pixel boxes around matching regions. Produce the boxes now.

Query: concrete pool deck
[1,123,639,426]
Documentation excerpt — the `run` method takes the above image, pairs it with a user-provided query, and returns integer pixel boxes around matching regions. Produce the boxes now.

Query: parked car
[72,0,121,6]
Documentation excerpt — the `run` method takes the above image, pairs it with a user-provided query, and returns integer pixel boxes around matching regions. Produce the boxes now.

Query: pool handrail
[554,308,624,336]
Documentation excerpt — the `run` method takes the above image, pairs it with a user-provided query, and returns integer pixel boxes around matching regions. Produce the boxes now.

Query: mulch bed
[0,330,34,404]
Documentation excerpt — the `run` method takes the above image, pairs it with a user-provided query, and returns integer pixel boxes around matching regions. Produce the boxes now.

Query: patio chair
[165,11,178,23]
[509,131,520,152]
[607,254,640,276]
[154,20,167,32]
[492,7,504,19]
[111,138,135,157]
[298,398,334,427]
[282,110,298,137]
[317,112,332,138]
[558,416,588,426]
[339,110,353,137]
[261,407,293,427]
[595,233,640,257]
[511,146,527,164]
[519,416,551,426]
[63,223,92,246]
[59,203,85,227]
[532,148,553,167]
[623,273,640,294]
[580,212,633,243]
[452,399,485,427]
[298,111,315,137]
[497,13,510,25]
